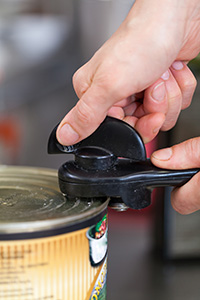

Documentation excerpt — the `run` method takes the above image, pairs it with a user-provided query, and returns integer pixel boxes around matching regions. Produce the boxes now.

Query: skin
[57,0,200,214]
[151,138,200,215]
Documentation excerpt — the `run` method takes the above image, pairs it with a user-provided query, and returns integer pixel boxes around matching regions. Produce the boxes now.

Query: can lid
[0,166,108,235]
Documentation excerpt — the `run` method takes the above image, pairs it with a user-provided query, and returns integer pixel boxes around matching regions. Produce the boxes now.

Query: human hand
[107,62,197,143]
[57,0,200,146]
[151,138,200,214]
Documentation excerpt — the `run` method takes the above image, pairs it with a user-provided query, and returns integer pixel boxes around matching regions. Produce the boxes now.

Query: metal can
[0,166,109,300]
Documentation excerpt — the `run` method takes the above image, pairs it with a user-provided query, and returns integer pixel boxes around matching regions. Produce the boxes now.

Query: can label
[89,259,107,300]
[0,214,108,300]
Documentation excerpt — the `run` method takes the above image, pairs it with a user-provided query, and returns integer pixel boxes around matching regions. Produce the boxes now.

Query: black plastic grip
[48,117,200,209]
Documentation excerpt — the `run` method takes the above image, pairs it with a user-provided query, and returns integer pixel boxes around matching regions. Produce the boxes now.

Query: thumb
[151,137,200,215]
[56,85,114,146]
[151,137,200,169]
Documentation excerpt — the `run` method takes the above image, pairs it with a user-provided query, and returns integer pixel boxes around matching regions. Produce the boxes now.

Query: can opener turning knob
[48,117,199,210]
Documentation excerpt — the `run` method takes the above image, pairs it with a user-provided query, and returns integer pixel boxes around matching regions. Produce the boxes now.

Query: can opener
[48,117,199,211]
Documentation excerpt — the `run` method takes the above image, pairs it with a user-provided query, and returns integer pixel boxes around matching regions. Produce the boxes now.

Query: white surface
[0,16,71,77]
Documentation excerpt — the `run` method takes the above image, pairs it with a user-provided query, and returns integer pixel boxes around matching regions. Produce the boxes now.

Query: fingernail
[161,70,170,80]
[57,123,79,145]
[152,147,172,161]
[151,82,165,102]
[172,61,184,70]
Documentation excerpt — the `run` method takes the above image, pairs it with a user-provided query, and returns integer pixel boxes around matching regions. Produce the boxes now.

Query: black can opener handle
[48,117,199,209]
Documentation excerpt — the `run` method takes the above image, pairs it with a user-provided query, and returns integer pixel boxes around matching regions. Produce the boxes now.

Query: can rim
[0,199,109,234]
[0,165,109,235]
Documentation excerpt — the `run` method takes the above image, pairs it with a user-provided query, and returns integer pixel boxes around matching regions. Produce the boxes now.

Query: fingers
[72,62,92,99]
[151,137,200,215]
[170,61,197,109]
[107,97,140,120]
[57,59,196,146]
[107,106,125,120]
[135,79,169,118]
[151,137,200,169]
[141,62,196,131]
[160,69,182,130]
[56,84,115,146]
[171,173,200,215]
[125,112,166,144]
[107,62,196,144]
[134,69,182,131]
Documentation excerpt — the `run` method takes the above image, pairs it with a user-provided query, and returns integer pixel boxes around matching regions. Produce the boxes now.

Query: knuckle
[186,138,200,164]
[183,75,197,93]
[72,69,81,87]
[171,189,189,215]
[167,92,182,109]
[73,68,90,97]
[182,100,191,110]
[75,100,94,126]
[172,189,200,215]
[161,118,177,131]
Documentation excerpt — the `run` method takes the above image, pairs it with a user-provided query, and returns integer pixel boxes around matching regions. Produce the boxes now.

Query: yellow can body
[0,166,108,300]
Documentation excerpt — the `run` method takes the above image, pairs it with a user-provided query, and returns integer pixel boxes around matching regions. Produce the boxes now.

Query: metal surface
[0,165,108,234]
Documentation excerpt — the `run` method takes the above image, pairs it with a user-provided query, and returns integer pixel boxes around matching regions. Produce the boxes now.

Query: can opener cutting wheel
[48,117,199,211]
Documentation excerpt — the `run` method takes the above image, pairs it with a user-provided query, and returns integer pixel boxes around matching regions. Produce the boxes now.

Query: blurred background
[0,1,200,299]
